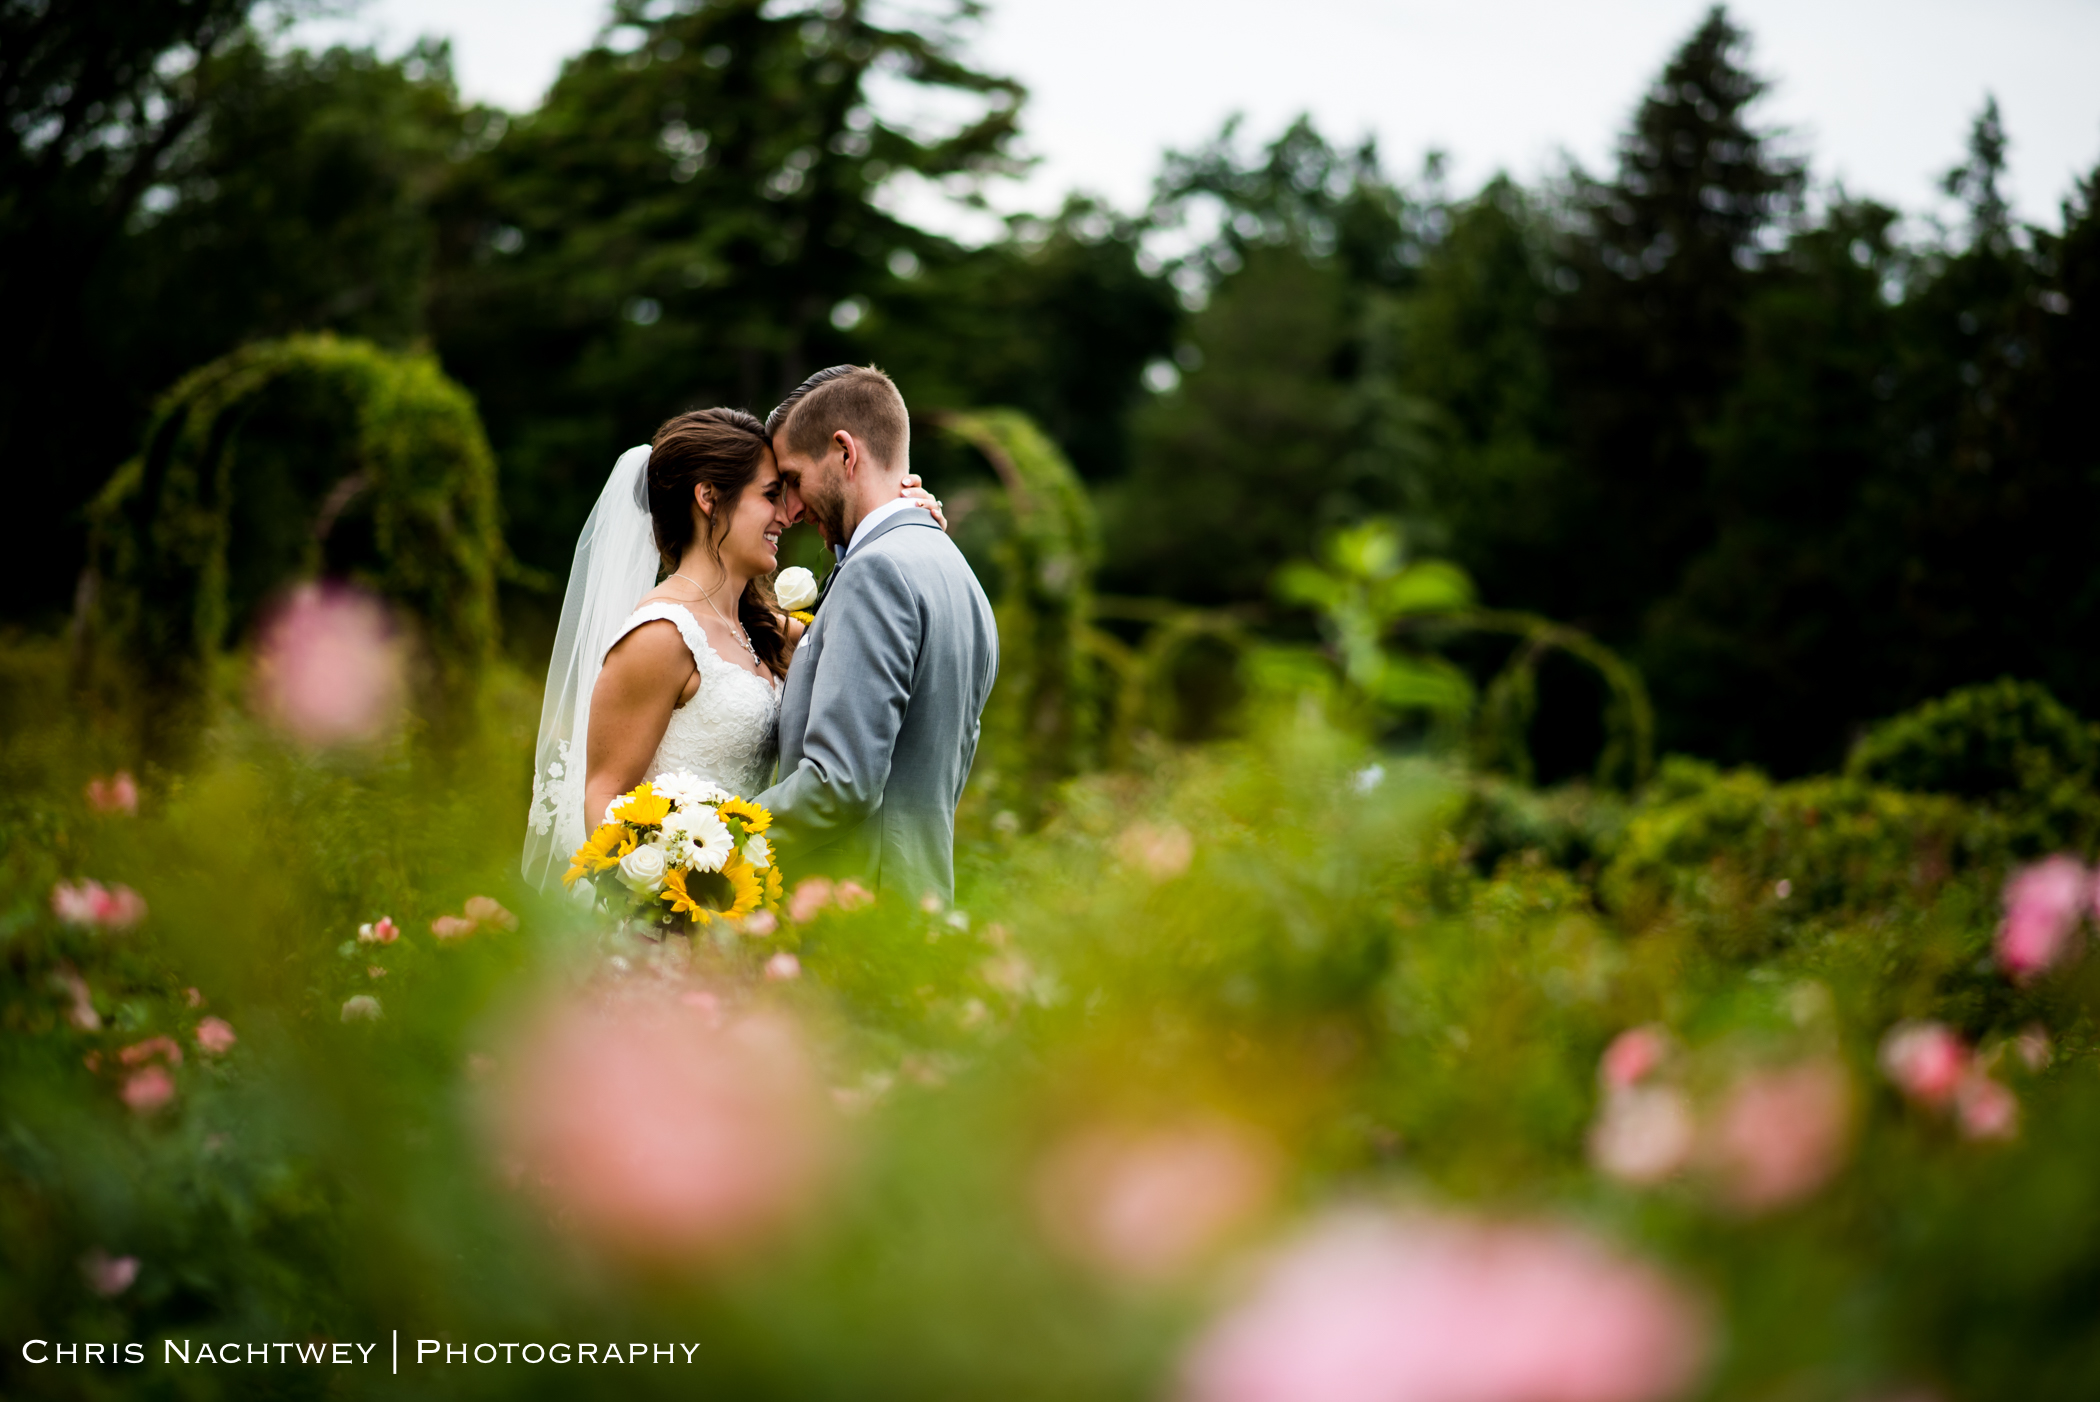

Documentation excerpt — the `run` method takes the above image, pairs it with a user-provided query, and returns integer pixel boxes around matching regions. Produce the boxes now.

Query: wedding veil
[522,444,659,889]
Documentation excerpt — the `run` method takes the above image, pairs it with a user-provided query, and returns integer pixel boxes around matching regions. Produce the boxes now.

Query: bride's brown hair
[646,408,789,676]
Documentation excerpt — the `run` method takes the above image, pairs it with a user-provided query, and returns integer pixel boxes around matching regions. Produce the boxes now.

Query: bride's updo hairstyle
[646,408,789,675]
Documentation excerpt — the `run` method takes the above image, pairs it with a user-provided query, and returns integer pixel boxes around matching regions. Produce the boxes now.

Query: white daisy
[678,809,734,873]
[653,771,730,807]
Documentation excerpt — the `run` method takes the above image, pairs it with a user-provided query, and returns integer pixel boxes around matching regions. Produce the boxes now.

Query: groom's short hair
[768,365,909,470]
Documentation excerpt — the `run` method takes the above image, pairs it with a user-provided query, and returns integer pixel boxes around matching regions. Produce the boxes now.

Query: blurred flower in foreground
[1879,1022,1968,1107]
[1996,856,2090,981]
[251,583,405,746]
[122,1065,176,1114]
[357,916,399,944]
[1589,1027,1694,1186]
[52,966,100,1030]
[1701,1059,1853,1214]
[86,771,138,814]
[788,877,833,923]
[341,995,383,1022]
[1878,1021,2021,1141]
[1599,1025,1672,1091]
[1035,1117,1280,1283]
[121,1036,183,1067]
[51,880,147,930]
[195,1017,237,1055]
[1119,822,1195,880]
[1180,1209,1709,1402]
[488,990,831,1262]
[80,1249,139,1297]
[431,896,515,941]
[764,951,802,981]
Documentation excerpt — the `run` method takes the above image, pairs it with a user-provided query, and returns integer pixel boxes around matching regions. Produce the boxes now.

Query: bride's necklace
[669,570,758,662]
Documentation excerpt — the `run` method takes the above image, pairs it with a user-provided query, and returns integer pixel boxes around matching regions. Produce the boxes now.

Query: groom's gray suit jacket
[757,507,998,903]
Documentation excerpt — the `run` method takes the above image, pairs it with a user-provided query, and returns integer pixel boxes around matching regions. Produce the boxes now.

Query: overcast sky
[298,0,2100,238]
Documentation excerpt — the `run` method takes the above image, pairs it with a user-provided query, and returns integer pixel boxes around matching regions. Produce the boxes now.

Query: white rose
[774,566,819,611]
[742,834,771,869]
[616,843,669,893]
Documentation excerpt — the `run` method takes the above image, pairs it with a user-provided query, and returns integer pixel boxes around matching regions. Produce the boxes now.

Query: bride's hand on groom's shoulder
[899,474,948,532]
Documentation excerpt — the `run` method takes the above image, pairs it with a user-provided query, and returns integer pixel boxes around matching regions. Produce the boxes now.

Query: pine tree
[1544,5,1803,644]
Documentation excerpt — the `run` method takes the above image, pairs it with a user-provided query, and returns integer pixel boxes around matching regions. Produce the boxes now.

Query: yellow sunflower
[789,610,815,626]
[563,823,634,887]
[762,864,784,907]
[716,796,772,834]
[660,867,714,924]
[608,782,671,828]
[721,851,764,919]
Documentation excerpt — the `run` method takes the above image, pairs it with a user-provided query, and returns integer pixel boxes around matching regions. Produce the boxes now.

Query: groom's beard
[802,474,849,549]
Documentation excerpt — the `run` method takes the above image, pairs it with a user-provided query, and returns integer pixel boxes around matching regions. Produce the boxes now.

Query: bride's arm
[898,473,948,531]
[583,621,694,827]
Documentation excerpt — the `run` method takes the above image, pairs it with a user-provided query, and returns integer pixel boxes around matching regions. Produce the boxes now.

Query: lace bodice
[610,602,781,801]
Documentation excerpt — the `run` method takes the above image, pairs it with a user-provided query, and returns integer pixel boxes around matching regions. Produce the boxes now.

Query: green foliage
[1274,519,1476,719]
[87,335,506,707]
[1846,680,2100,853]
[943,410,1103,815]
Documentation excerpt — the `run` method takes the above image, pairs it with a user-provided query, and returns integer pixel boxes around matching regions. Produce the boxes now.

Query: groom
[756,365,998,905]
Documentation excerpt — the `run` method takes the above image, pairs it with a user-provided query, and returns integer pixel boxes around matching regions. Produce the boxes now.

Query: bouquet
[563,772,783,928]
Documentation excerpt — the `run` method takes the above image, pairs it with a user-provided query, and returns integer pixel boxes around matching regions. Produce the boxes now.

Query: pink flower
[341,995,383,1022]
[1955,1073,2019,1141]
[2014,1025,2052,1071]
[357,916,400,944]
[1035,1117,1280,1282]
[487,992,831,1262]
[1996,856,2091,981]
[1120,822,1195,880]
[53,966,100,1031]
[122,1065,176,1113]
[86,771,139,815]
[1598,1026,1671,1091]
[120,1035,183,1067]
[834,880,874,911]
[464,896,518,932]
[1879,1021,1970,1106]
[764,951,802,982]
[80,1249,140,1297]
[787,878,834,923]
[1180,1209,1711,1402]
[184,987,205,1008]
[251,583,406,746]
[367,965,387,979]
[431,914,476,941]
[1589,1085,1697,1187]
[50,879,147,930]
[1702,1059,1854,1214]
[195,1017,237,1055]
[741,910,780,937]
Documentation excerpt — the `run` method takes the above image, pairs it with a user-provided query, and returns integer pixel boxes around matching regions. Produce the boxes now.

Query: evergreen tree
[1545,5,1803,643]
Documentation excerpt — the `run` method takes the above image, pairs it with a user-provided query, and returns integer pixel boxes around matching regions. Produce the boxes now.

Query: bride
[521,407,941,888]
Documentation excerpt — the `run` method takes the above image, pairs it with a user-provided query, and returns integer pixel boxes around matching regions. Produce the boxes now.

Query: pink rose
[1955,1073,2019,1141]
[1035,1118,1279,1282]
[431,914,476,941]
[1589,1085,1697,1187]
[834,880,874,911]
[487,992,832,1262]
[357,916,400,944]
[741,910,780,937]
[1996,856,2091,981]
[50,879,147,930]
[251,583,406,746]
[195,1017,237,1055]
[54,966,100,1031]
[80,1248,140,1297]
[787,878,834,923]
[464,896,518,932]
[1702,1059,1854,1213]
[764,952,802,981]
[86,771,139,815]
[1599,1025,1672,1091]
[1879,1021,1969,1106]
[1180,1209,1711,1402]
[122,1065,176,1113]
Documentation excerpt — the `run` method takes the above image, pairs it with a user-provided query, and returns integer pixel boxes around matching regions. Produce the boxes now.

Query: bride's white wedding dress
[606,601,781,798]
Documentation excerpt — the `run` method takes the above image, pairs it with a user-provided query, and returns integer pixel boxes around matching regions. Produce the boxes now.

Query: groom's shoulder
[855,517,988,601]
